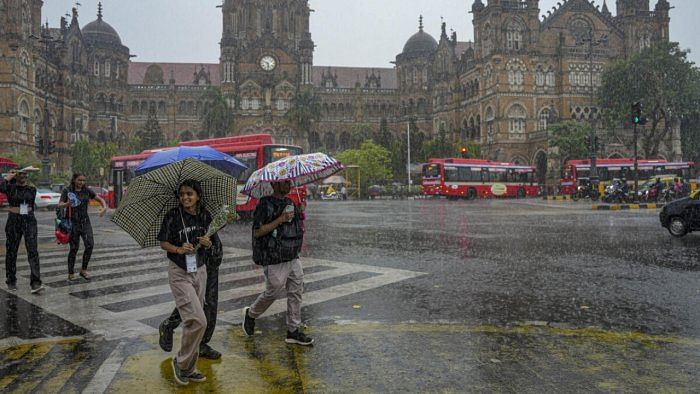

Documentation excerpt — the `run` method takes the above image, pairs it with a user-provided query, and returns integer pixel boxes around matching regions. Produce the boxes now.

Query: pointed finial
[419,15,423,31]
[97,2,103,20]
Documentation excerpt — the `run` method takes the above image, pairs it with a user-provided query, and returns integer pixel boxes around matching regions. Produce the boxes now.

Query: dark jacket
[158,206,211,271]
[252,196,304,266]
[0,179,36,211]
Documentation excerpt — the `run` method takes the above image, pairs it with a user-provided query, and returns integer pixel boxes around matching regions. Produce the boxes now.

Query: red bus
[422,158,539,199]
[559,158,697,195]
[0,157,20,206]
[110,134,305,215]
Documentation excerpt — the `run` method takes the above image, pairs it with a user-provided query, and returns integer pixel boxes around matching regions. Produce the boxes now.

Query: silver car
[34,188,61,210]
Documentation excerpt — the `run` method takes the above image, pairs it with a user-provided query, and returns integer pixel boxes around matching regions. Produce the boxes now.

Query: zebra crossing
[5,245,424,340]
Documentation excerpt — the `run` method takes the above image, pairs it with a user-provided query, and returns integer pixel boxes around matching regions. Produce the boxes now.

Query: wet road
[1,199,699,392]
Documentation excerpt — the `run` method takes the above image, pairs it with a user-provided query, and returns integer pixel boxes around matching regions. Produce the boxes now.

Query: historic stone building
[0,0,680,180]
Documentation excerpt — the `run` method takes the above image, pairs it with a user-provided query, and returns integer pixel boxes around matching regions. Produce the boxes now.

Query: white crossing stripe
[3,246,425,340]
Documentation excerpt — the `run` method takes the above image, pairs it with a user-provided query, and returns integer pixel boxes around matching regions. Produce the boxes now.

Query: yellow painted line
[33,340,87,393]
[0,342,55,392]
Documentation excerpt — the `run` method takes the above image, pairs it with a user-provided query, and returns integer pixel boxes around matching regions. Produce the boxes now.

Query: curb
[543,196,572,201]
[591,203,665,210]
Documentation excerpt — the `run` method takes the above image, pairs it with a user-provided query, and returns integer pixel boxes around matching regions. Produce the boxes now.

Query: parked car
[659,190,700,237]
[34,188,61,210]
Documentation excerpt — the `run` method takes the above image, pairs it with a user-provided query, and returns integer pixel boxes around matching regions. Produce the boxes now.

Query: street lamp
[577,29,608,188]
[34,30,60,187]
[406,120,411,188]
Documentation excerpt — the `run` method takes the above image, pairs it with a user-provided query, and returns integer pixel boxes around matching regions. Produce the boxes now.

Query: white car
[35,188,61,210]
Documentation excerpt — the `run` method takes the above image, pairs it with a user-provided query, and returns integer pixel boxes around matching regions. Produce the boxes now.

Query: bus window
[444,167,459,182]
[233,152,258,182]
[481,168,490,183]
[263,146,303,165]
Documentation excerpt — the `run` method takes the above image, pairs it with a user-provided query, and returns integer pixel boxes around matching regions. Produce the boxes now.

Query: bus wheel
[467,188,477,200]
[517,188,526,199]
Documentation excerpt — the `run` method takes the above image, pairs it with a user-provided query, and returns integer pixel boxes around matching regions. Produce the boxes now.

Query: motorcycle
[658,187,676,203]
[602,182,629,204]
[571,183,599,201]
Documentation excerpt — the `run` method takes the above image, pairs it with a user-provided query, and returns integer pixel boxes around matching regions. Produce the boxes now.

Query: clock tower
[220,0,314,143]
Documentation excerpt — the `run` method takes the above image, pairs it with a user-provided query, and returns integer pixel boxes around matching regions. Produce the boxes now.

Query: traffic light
[35,137,44,154]
[460,147,468,158]
[632,102,647,125]
[47,140,56,155]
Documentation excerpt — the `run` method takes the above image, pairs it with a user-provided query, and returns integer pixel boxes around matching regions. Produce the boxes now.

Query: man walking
[242,180,313,345]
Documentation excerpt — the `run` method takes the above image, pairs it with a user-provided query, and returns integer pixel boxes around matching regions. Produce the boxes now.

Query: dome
[402,29,438,55]
[82,5,122,47]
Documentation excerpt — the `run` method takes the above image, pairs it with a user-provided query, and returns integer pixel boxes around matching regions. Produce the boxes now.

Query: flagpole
[407,121,411,188]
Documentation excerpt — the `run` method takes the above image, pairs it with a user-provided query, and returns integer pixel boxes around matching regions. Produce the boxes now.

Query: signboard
[491,183,507,196]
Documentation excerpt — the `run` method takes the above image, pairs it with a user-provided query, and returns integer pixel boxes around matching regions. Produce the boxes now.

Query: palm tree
[199,87,233,139]
[286,90,321,147]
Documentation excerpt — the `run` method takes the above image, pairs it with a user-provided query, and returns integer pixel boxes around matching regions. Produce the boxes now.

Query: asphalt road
[0,199,698,392]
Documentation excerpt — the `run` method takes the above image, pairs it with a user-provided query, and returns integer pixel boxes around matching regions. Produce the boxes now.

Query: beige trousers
[168,262,207,374]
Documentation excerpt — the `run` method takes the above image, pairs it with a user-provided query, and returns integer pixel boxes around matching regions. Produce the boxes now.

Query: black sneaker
[199,343,221,360]
[285,329,314,346]
[7,283,17,291]
[159,320,174,352]
[171,357,189,386]
[242,307,255,336]
[30,284,45,294]
[187,370,207,383]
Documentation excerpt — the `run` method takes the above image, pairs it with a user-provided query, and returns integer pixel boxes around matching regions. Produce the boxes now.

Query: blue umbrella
[135,146,248,177]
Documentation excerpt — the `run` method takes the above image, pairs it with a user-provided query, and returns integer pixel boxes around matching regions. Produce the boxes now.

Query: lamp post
[577,29,607,188]
[406,120,411,188]
[36,30,59,187]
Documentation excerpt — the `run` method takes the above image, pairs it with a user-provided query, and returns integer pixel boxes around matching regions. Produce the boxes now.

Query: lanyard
[179,208,190,244]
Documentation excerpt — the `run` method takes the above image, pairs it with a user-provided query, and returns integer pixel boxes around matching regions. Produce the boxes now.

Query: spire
[419,15,423,31]
[601,0,611,16]
[97,2,103,20]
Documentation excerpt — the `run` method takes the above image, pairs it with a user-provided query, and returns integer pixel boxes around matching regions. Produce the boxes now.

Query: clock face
[260,55,276,71]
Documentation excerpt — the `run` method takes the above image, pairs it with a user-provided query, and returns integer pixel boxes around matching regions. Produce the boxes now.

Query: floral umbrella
[241,152,343,199]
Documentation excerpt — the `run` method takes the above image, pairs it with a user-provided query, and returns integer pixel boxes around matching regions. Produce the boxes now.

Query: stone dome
[402,29,438,55]
[82,5,122,47]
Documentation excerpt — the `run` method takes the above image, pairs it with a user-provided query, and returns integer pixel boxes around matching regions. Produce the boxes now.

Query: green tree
[71,140,118,186]
[138,107,163,150]
[286,90,321,145]
[679,67,700,163]
[199,87,233,139]
[336,140,392,192]
[350,123,373,148]
[375,118,393,150]
[600,42,698,158]
[548,121,592,163]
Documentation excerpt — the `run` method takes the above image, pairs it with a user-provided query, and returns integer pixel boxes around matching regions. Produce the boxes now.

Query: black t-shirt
[60,187,97,222]
[0,179,36,210]
[252,196,304,265]
[158,206,211,270]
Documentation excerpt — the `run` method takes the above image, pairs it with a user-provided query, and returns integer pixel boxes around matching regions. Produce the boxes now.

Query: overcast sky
[43,0,699,67]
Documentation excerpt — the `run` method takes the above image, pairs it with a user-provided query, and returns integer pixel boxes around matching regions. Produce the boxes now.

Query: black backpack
[252,200,304,266]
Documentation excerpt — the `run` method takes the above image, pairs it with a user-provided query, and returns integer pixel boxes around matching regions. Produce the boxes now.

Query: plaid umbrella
[111,158,236,248]
[241,152,343,199]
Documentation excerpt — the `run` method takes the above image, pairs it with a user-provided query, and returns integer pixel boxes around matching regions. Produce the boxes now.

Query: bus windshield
[232,151,258,182]
[423,164,441,178]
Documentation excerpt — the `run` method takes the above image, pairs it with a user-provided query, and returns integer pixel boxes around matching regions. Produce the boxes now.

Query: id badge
[19,203,29,215]
[185,254,197,273]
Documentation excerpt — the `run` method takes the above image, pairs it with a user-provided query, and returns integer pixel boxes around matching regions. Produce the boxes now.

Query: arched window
[508,104,527,138]
[485,107,495,143]
[535,65,545,87]
[546,66,556,87]
[18,100,30,138]
[507,59,526,92]
[94,59,100,77]
[104,61,111,77]
[506,20,524,51]
[538,108,552,131]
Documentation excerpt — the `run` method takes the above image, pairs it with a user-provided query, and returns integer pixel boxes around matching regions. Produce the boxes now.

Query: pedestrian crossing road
[4,246,425,340]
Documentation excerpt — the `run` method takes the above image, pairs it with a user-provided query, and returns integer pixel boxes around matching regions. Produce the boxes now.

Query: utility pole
[36,30,59,187]
[406,120,411,188]
[632,102,647,198]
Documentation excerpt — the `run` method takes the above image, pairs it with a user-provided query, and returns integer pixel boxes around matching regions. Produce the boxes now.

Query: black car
[659,190,700,237]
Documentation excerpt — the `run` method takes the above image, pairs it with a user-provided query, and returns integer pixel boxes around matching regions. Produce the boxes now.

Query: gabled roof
[541,0,623,37]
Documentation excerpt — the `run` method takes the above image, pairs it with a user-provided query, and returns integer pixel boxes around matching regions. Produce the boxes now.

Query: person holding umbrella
[158,179,212,385]
[240,152,343,345]
[1,167,44,293]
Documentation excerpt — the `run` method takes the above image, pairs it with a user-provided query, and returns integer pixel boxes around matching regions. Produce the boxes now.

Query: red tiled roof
[312,66,397,90]
[128,62,220,86]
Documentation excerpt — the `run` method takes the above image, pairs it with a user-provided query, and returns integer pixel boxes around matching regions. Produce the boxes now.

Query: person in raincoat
[1,168,44,293]
[158,179,212,386]
[242,180,313,346]
[57,173,107,281]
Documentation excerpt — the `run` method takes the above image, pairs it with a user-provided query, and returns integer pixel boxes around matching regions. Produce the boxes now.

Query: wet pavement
[0,199,699,392]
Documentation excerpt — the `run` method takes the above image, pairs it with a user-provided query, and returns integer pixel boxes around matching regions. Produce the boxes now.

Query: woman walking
[158,179,212,386]
[0,168,44,293]
[58,174,107,281]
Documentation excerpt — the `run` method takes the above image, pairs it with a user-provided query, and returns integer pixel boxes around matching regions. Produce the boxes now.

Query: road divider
[591,203,665,210]
[543,195,573,201]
